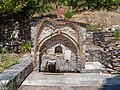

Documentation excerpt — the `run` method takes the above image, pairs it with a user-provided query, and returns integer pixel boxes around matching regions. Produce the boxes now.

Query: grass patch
[86,25,99,31]
[0,54,20,73]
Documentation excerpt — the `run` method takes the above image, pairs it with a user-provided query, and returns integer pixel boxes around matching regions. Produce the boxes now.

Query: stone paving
[18,66,120,90]
[18,62,119,90]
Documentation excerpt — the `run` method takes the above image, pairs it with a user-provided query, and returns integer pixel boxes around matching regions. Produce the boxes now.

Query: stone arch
[33,18,85,72]
[38,32,80,53]
[34,18,82,56]
[39,34,78,54]
[36,18,80,39]
[39,34,78,72]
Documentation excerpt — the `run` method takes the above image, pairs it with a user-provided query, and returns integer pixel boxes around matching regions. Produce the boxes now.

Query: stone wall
[85,31,93,45]
[85,50,102,62]
[85,30,115,62]
[86,31,114,45]
[85,31,103,62]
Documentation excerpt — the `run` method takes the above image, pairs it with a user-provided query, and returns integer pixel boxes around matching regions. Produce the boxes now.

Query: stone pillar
[80,26,86,69]
[82,45,86,69]
[76,42,81,71]
[77,55,81,72]
[39,52,42,72]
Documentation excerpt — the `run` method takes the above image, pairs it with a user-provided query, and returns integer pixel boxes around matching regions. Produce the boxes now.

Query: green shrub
[0,47,3,54]
[64,11,73,19]
[20,41,31,53]
[114,30,120,39]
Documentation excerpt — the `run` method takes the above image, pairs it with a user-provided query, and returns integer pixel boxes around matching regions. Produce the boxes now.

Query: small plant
[0,80,13,90]
[0,47,3,54]
[64,11,73,19]
[0,80,7,90]
[114,30,120,39]
[20,41,31,53]
[7,80,14,90]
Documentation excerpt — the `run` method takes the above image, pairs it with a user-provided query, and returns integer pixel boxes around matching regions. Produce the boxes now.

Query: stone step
[81,69,105,73]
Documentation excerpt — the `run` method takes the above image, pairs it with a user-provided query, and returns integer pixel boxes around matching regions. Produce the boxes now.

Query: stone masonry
[31,18,86,72]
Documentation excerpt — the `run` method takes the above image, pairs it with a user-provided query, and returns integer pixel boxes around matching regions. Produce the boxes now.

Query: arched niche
[39,35,78,72]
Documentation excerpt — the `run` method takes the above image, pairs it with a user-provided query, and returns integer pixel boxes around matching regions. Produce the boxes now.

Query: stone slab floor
[18,62,120,90]
[18,72,120,90]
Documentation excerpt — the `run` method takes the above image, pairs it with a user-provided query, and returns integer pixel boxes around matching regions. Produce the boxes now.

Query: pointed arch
[35,18,80,39]
[37,32,80,53]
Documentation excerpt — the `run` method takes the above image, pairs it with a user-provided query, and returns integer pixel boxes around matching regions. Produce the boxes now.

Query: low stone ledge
[81,69,105,73]
[0,54,33,90]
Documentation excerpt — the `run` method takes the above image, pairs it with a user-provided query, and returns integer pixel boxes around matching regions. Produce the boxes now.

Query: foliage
[114,30,120,39]
[0,54,19,73]
[20,41,31,53]
[0,79,13,90]
[83,0,120,11]
[0,0,58,17]
[0,0,120,18]
[64,11,73,19]
[0,0,26,15]
[58,0,120,12]
[7,80,14,90]
[0,47,3,54]
[0,80,7,90]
